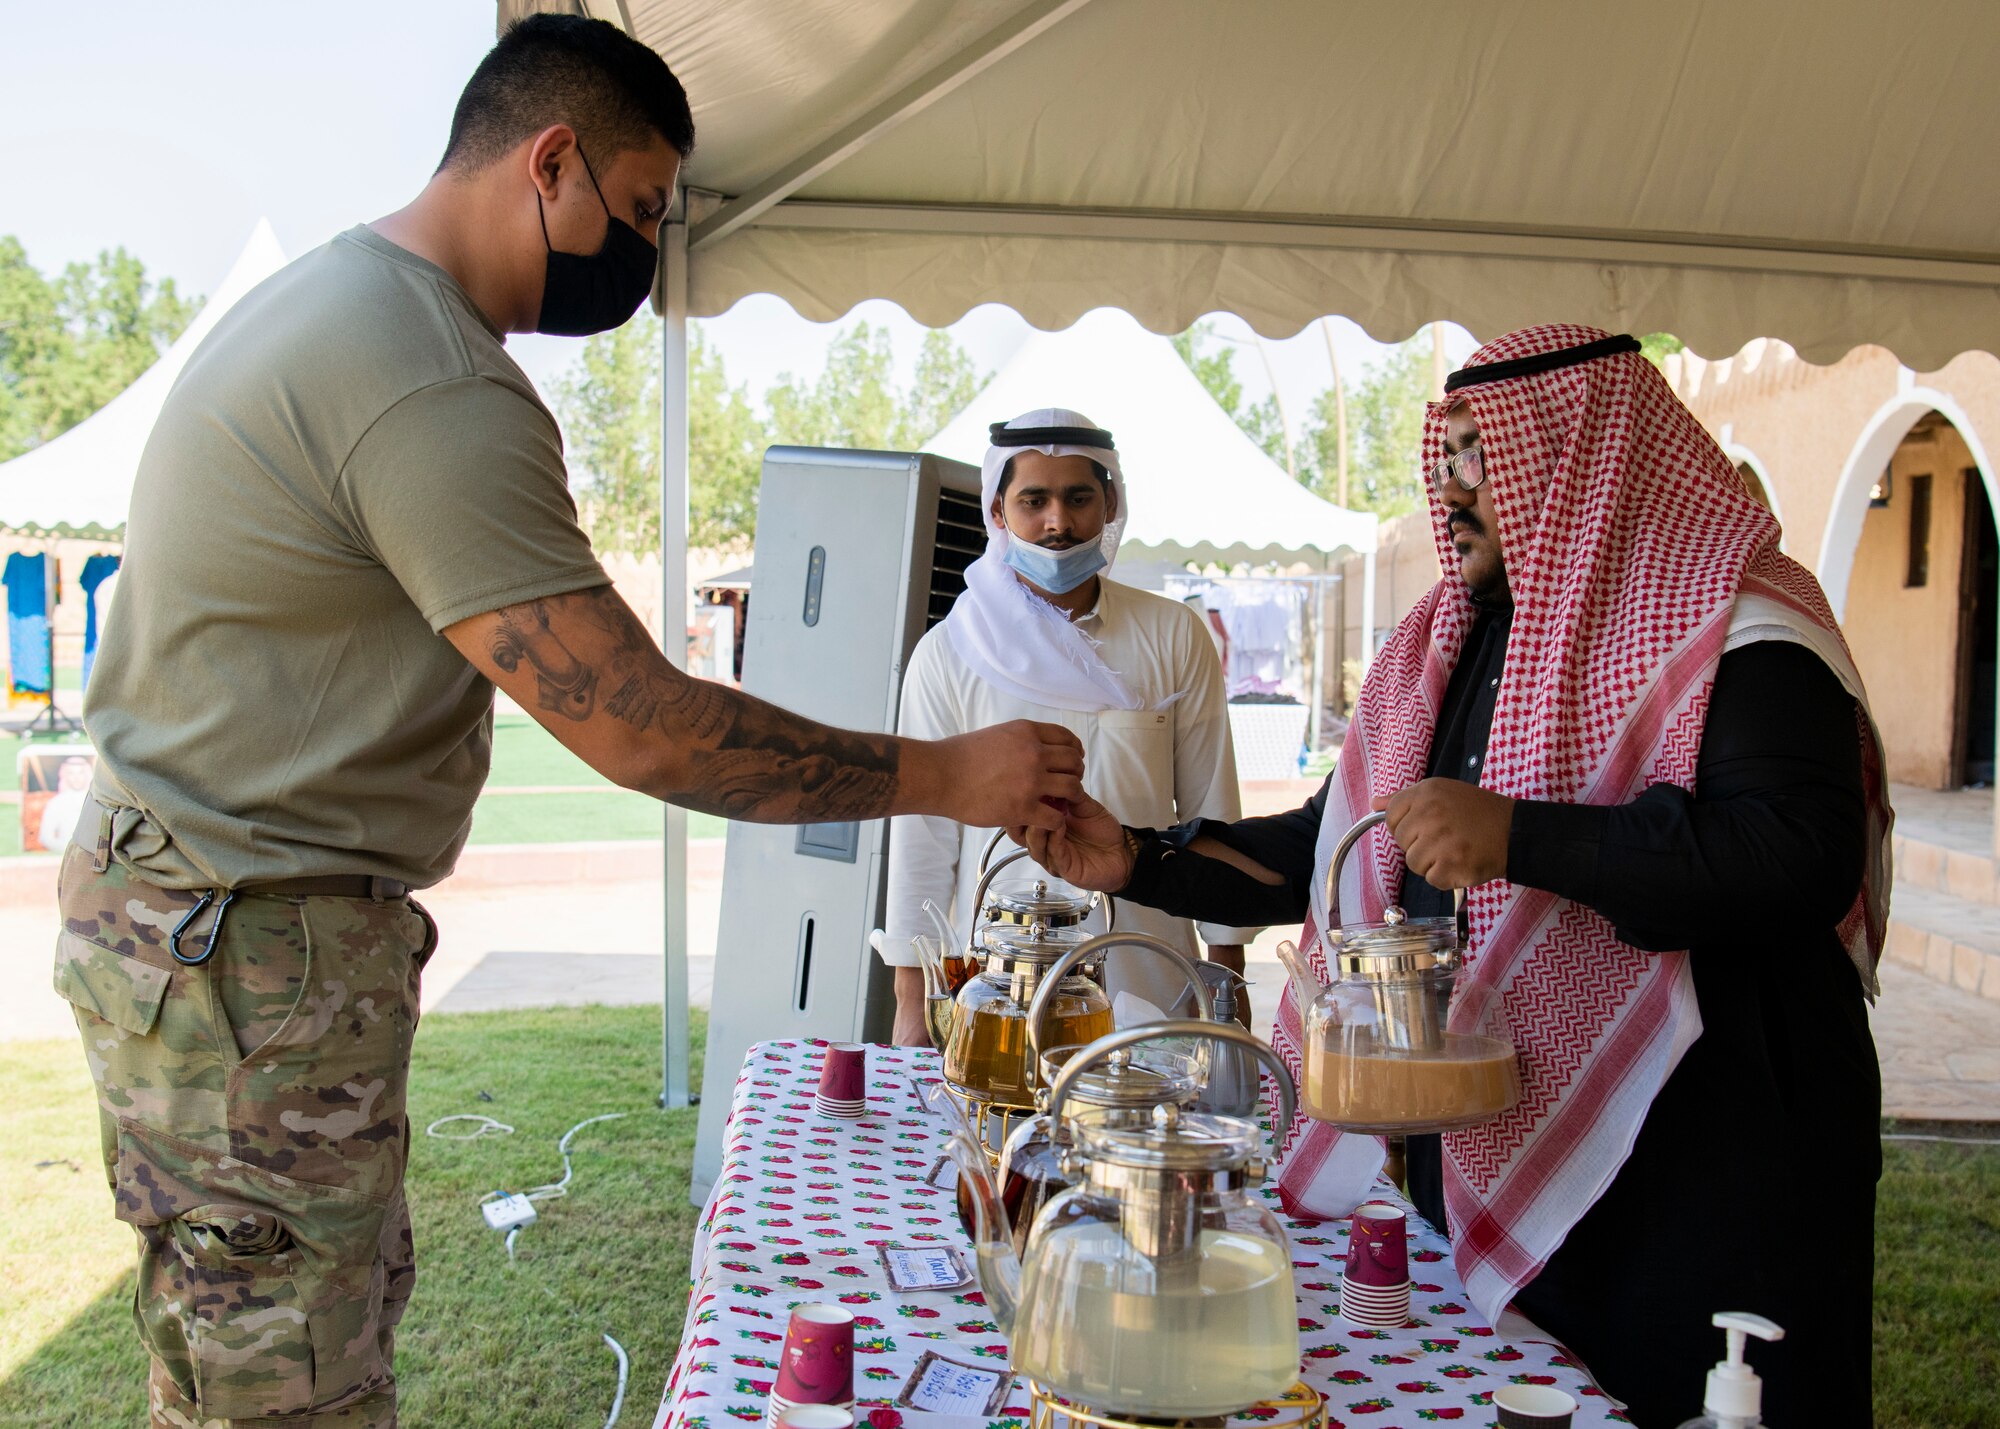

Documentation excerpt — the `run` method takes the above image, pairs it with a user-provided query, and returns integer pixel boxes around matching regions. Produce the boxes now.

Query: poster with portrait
[18,744,96,854]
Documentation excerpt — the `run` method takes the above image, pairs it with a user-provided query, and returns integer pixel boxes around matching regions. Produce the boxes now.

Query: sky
[4,2,1477,443]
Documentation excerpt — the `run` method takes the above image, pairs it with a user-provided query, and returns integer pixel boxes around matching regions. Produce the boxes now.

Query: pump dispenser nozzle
[1677,1312,1784,1429]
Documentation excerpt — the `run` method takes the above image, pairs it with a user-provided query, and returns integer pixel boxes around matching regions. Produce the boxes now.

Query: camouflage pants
[55,837,435,1428]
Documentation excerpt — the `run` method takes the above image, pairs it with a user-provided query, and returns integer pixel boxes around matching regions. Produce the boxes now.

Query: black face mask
[535,145,658,337]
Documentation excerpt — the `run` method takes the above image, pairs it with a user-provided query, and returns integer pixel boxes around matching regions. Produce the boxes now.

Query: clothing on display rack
[1194,580,1307,700]
[4,552,52,698]
[80,554,122,690]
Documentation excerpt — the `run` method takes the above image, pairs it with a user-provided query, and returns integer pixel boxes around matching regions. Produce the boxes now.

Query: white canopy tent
[926,306,1378,569]
[495,0,2000,1106]
[0,220,288,537]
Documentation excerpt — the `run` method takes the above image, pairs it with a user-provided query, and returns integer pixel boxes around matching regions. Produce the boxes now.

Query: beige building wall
[1839,431,1981,787]
[1329,510,1441,717]
[1674,342,2000,800]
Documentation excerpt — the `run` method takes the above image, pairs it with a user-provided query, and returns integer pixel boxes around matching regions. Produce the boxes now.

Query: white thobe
[883,576,1259,1013]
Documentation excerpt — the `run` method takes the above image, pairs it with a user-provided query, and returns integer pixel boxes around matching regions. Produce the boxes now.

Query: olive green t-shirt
[86,226,607,890]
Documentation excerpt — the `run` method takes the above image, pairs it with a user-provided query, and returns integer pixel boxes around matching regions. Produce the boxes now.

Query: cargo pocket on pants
[112,1119,391,1419]
[53,929,168,1036]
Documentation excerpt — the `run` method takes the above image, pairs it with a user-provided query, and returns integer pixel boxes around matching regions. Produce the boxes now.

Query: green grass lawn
[2,1005,1995,1428]
[0,1005,704,1429]
[473,714,729,843]
[0,715,728,856]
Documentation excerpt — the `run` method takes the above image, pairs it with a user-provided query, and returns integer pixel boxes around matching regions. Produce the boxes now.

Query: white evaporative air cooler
[692,446,983,1201]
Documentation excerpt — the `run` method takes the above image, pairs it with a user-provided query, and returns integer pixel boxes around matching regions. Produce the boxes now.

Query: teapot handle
[966,847,1034,956]
[1324,808,1390,924]
[979,829,1118,935]
[1025,931,1212,1059]
[1048,1020,1298,1152]
[976,826,1009,876]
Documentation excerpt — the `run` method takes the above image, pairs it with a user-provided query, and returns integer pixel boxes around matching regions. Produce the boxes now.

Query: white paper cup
[1492,1383,1577,1428]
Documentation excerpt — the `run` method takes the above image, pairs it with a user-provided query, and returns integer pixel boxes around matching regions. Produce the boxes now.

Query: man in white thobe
[880,408,1256,1044]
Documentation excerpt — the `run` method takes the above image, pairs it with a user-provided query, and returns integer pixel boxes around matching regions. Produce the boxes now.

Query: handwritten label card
[895,1351,1013,1415]
[924,1155,960,1193]
[876,1244,974,1293]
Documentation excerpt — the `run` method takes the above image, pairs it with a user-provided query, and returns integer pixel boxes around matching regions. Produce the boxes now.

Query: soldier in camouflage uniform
[56,16,1081,1426]
[60,809,429,1426]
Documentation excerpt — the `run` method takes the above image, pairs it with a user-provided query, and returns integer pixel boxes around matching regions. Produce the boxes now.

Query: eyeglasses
[1428,442,1487,493]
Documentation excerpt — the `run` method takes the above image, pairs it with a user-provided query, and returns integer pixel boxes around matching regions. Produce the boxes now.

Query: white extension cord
[425,1110,634,1429]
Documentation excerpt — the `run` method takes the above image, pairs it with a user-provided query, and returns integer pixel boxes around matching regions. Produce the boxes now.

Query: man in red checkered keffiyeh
[1022,325,1889,1426]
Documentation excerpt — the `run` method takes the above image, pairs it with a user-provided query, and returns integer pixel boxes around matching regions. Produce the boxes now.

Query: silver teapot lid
[1072,1101,1262,1172]
[986,919,1094,968]
[1036,1046,1199,1111]
[986,878,1093,926]
[1330,905,1459,977]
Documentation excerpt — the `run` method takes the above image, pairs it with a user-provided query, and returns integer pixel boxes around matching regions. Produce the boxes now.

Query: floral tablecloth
[655,1040,1626,1429]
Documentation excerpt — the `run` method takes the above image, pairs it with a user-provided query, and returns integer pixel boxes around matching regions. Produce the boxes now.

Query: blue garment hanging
[79,553,121,690]
[3,552,51,696]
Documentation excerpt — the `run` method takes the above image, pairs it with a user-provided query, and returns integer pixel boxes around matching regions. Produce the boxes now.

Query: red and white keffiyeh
[1268,324,1891,1323]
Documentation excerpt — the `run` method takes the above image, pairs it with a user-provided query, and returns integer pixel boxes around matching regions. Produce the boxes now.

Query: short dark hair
[995,455,1112,502]
[439,15,695,176]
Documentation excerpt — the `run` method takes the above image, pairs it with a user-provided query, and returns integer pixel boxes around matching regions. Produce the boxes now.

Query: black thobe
[1119,610,1880,1427]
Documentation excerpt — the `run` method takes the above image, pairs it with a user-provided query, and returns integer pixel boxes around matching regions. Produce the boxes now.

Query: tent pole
[1309,566,1327,751]
[659,212,693,1110]
[1360,545,1378,673]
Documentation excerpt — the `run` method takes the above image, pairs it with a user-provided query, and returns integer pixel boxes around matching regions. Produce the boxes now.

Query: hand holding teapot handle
[1370,779,1514,891]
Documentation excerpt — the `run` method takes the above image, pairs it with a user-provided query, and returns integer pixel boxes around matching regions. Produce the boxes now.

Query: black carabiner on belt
[169,889,237,967]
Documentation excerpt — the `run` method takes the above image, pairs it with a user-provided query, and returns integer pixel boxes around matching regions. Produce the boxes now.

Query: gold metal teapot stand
[1024,1381,1326,1429]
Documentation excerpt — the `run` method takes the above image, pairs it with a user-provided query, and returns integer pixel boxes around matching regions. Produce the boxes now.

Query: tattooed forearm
[484,587,902,823]
[491,600,597,720]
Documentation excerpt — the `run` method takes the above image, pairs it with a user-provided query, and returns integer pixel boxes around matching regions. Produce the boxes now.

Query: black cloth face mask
[534,145,658,337]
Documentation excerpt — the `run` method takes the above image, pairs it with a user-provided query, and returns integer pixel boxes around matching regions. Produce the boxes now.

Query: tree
[1302,328,1434,516]
[554,320,771,555]
[1172,322,1298,480]
[687,329,767,551]
[1640,332,1684,368]
[765,320,987,452]
[766,322,902,450]
[556,316,662,556]
[1172,321,1244,417]
[897,328,983,449]
[555,317,982,555]
[0,238,198,462]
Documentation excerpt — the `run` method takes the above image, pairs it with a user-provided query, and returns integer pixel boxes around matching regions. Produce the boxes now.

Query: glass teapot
[1276,810,1521,1133]
[954,1021,1301,1418]
[942,920,1111,1108]
[968,933,1216,1255]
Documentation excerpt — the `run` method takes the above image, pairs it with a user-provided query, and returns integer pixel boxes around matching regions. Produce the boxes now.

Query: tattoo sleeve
[488,587,902,823]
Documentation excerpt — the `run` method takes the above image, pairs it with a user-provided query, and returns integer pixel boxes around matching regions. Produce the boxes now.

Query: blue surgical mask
[1002,534,1108,595]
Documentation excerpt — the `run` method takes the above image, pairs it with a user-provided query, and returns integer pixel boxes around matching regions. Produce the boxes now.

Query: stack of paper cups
[768,1303,855,1424]
[1340,1200,1412,1327]
[814,1043,867,1119]
[774,1409,854,1429]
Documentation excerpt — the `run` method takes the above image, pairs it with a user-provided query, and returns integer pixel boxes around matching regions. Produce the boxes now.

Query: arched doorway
[1825,402,1998,790]
[1735,461,1773,510]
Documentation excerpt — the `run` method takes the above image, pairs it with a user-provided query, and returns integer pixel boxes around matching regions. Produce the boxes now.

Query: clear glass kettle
[1276,810,1521,1133]
[942,920,1111,1107]
[954,1021,1302,1418]
[966,933,1215,1256]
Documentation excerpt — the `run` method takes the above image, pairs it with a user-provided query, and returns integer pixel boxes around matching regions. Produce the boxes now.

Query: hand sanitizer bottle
[1676,1311,1785,1428]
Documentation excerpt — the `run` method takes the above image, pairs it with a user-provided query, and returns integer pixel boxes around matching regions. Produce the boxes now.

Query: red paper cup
[1345,1201,1409,1288]
[774,1302,854,1406]
[817,1044,867,1107]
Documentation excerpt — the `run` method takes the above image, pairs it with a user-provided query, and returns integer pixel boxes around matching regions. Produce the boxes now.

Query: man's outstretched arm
[447,584,1084,829]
